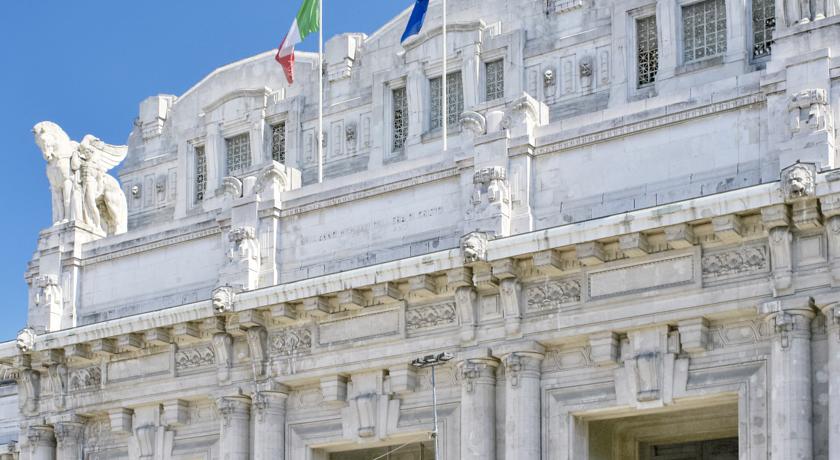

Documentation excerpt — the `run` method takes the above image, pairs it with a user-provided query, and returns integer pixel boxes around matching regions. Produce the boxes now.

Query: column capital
[26,425,55,448]
[757,296,817,319]
[217,395,251,428]
[457,357,499,394]
[53,421,84,448]
[252,391,288,422]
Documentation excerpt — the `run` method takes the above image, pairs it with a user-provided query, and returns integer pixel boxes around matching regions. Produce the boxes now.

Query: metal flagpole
[442,0,448,152]
[318,0,324,183]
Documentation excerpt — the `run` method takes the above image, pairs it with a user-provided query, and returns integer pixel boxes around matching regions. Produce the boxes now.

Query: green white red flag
[275,0,320,84]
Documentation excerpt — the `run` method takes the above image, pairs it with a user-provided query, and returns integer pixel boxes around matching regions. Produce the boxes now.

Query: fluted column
[217,396,251,460]
[760,298,816,460]
[822,302,840,460]
[501,347,544,460]
[457,357,498,460]
[27,426,55,460]
[54,422,83,460]
[252,391,288,460]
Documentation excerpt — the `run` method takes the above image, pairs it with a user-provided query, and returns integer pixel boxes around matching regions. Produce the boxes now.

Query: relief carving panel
[525,278,582,311]
[406,302,457,331]
[701,245,769,279]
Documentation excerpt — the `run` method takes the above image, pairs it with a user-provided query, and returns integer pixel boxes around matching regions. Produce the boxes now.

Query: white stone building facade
[2,0,840,458]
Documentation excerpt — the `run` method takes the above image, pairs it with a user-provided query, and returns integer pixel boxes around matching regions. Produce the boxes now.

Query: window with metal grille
[225,133,251,176]
[429,71,464,131]
[682,0,727,63]
[194,145,207,204]
[392,87,408,151]
[485,60,505,101]
[271,123,286,163]
[752,0,774,59]
[636,16,659,86]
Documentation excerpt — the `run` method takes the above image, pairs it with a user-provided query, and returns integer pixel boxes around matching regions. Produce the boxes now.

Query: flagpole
[442,0,448,152]
[318,0,324,183]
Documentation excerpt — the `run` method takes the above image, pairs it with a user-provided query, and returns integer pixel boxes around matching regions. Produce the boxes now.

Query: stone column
[499,344,544,460]
[252,391,288,460]
[27,426,55,460]
[821,302,840,460]
[217,396,251,460]
[759,298,816,460]
[53,422,84,460]
[457,356,498,460]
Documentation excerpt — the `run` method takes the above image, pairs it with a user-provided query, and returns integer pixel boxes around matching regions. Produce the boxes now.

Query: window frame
[748,0,775,63]
[678,0,729,65]
[635,14,660,88]
[484,59,505,102]
[270,121,287,164]
[391,85,409,153]
[428,70,464,132]
[223,132,252,177]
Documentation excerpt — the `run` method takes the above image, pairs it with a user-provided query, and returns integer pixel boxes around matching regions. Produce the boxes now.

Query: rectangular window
[682,0,727,63]
[392,87,408,151]
[752,0,774,59]
[225,133,251,176]
[636,16,659,86]
[485,59,505,101]
[430,71,464,131]
[271,122,286,163]
[194,145,207,204]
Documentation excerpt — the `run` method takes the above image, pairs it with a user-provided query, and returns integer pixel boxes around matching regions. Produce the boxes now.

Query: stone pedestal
[760,298,816,460]
[457,357,498,460]
[27,426,55,460]
[252,391,288,460]
[217,396,251,460]
[500,349,544,460]
[53,422,83,460]
[822,303,840,460]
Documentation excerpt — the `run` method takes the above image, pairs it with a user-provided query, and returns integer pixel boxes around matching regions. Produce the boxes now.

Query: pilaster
[26,426,55,460]
[495,342,544,460]
[758,297,817,460]
[252,391,288,460]
[217,396,251,460]
[457,353,498,460]
[819,301,840,460]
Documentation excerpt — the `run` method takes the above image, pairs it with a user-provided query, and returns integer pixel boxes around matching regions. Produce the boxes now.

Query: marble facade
[1,0,840,458]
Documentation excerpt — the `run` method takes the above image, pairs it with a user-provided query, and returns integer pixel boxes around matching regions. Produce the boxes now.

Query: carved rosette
[457,359,498,394]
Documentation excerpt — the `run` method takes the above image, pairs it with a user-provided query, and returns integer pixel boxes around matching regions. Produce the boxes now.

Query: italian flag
[275,0,320,84]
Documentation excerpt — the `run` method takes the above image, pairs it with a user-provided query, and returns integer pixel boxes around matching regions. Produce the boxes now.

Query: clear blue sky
[0,0,410,341]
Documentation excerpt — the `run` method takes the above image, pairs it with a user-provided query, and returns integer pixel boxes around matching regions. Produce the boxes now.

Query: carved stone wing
[80,135,128,171]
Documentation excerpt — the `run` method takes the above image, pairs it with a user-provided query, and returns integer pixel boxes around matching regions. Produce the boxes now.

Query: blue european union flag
[401,0,430,43]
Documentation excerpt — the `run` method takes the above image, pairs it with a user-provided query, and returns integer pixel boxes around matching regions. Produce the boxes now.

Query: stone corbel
[212,333,233,383]
[47,363,67,410]
[712,215,744,244]
[665,224,697,249]
[18,368,40,416]
[246,326,268,380]
[589,332,620,366]
[454,287,478,343]
[619,233,651,257]
[499,278,523,338]
[320,375,348,408]
[761,205,794,295]
[576,242,605,266]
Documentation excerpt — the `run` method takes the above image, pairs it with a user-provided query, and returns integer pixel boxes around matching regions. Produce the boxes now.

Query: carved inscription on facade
[588,256,695,299]
[270,327,313,356]
[406,302,457,331]
[701,245,769,279]
[319,309,400,345]
[175,345,215,371]
[525,279,582,311]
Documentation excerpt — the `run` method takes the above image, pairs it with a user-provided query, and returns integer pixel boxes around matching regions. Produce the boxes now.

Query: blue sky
[0,0,411,341]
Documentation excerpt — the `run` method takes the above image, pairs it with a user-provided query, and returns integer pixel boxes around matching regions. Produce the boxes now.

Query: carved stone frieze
[68,365,102,392]
[271,327,313,356]
[175,345,215,371]
[405,302,457,331]
[701,245,769,278]
[525,278,582,311]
